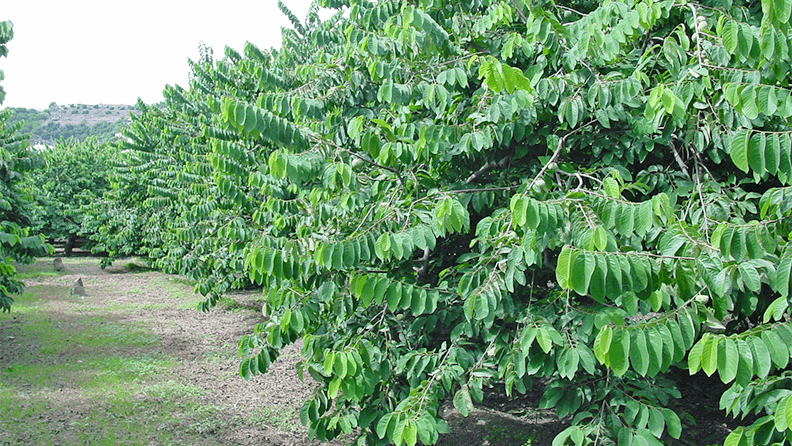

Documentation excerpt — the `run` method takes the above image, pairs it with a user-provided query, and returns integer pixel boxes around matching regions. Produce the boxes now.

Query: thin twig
[508,0,529,22]
[414,247,431,282]
[310,134,406,188]
[444,185,520,194]
[465,156,510,184]
[694,154,709,239]
[670,140,691,180]
[527,124,588,191]
[688,4,705,66]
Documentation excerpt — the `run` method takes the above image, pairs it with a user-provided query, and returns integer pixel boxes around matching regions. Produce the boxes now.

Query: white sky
[0,0,316,109]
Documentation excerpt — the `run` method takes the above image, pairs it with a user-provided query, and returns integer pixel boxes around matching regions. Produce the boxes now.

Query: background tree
[0,20,51,311]
[23,138,115,255]
[84,0,792,445]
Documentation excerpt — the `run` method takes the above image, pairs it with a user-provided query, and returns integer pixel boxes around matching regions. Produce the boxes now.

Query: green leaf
[648,408,665,438]
[775,0,792,24]
[735,339,755,387]
[766,132,782,176]
[615,203,635,237]
[730,227,747,262]
[240,358,252,380]
[740,85,760,120]
[593,226,608,251]
[666,319,686,362]
[635,201,653,236]
[630,329,650,376]
[629,256,648,292]
[331,242,344,269]
[536,326,554,353]
[594,325,613,365]
[511,196,528,227]
[678,309,698,350]
[555,246,577,290]
[662,408,681,439]
[324,351,336,376]
[570,251,595,295]
[749,336,772,378]
[748,132,766,175]
[602,177,621,198]
[762,329,789,369]
[375,233,391,261]
[763,296,789,322]
[410,288,427,316]
[718,338,739,384]
[386,282,403,312]
[402,421,417,446]
[723,428,744,446]
[473,291,490,321]
[738,263,761,292]
[730,129,751,173]
[525,199,540,229]
[658,323,675,372]
[334,351,348,378]
[605,255,623,299]
[758,86,778,117]
[688,337,704,374]
[557,348,580,380]
[745,227,764,259]
[775,396,792,432]
[645,327,663,377]
[608,328,630,376]
[721,20,739,54]
[786,393,792,432]
[589,255,608,303]
[376,413,393,439]
[453,387,473,417]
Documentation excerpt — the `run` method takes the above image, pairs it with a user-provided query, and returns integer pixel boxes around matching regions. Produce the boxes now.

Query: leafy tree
[0,20,51,311]
[23,138,115,255]
[87,0,792,445]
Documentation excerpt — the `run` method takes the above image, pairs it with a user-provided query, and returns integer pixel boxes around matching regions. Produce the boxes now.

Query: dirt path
[1,257,343,446]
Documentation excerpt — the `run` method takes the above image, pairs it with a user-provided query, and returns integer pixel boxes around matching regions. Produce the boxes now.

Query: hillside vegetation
[5,103,141,144]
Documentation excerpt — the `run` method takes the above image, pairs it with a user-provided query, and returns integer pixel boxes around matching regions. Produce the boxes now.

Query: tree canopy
[22,137,116,254]
[0,21,51,311]
[81,0,792,444]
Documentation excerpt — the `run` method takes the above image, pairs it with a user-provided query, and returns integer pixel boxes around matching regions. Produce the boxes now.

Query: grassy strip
[0,261,232,445]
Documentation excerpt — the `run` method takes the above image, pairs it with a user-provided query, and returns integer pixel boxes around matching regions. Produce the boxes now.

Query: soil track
[2,258,341,446]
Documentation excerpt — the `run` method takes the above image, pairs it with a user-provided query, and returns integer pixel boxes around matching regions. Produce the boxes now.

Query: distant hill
[5,102,142,145]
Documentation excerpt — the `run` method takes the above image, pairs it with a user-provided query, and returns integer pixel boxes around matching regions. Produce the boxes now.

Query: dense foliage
[22,138,115,254]
[0,21,50,311]
[84,0,792,444]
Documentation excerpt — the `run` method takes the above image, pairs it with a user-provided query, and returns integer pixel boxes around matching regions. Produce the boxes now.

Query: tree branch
[465,156,509,184]
[528,124,588,191]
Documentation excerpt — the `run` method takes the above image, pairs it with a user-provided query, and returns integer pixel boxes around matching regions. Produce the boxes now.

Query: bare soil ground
[0,257,736,446]
[1,257,341,446]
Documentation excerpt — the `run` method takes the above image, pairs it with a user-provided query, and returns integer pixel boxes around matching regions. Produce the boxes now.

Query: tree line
[4,0,792,444]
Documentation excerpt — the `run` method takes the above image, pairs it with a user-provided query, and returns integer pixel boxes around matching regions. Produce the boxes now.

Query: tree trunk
[65,233,77,257]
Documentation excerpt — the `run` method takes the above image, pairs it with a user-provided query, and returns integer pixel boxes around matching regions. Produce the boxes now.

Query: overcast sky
[0,0,315,109]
